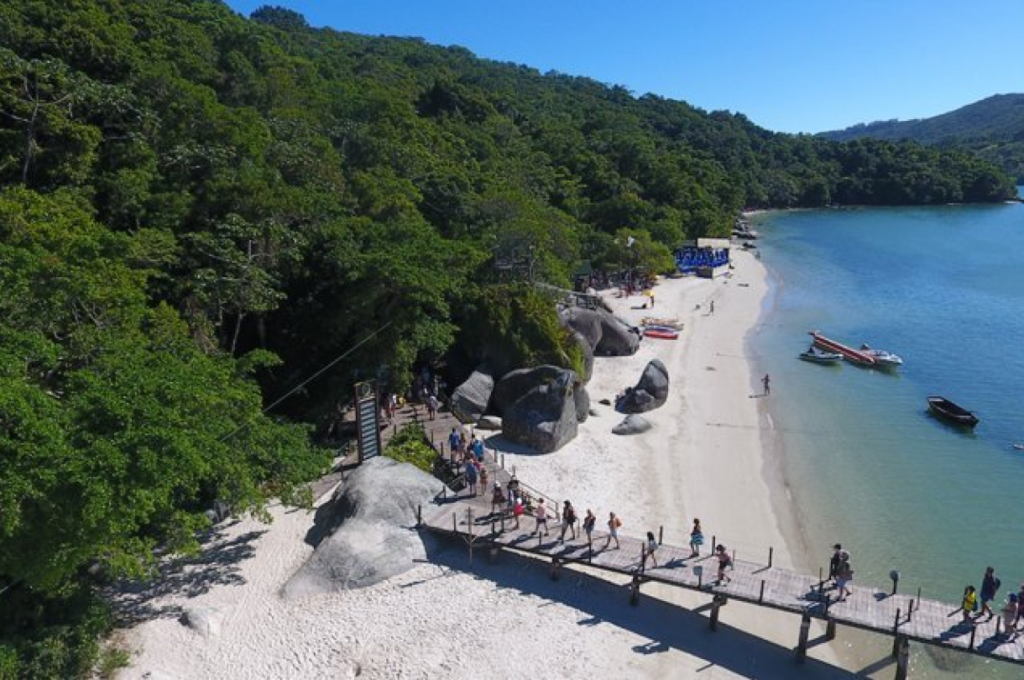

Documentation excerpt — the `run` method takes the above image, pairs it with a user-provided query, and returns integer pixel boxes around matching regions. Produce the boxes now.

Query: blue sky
[225,1,1024,134]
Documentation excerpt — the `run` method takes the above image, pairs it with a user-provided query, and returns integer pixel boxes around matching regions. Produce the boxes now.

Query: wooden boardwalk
[417,461,1024,675]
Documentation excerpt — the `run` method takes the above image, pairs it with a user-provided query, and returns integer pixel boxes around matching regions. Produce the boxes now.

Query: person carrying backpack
[559,500,577,542]
[979,566,1001,620]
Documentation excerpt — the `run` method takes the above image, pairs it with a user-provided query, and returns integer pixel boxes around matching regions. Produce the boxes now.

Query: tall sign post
[353,380,381,465]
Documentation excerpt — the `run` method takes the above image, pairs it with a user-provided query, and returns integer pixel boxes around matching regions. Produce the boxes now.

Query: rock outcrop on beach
[617,359,670,413]
[281,458,443,597]
[475,415,502,430]
[500,368,581,453]
[490,365,564,415]
[562,307,640,357]
[612,414,652,435]
[450,365,494,422]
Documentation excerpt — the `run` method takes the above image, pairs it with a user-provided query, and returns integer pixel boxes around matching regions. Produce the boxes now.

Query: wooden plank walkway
[417,463,1024,672]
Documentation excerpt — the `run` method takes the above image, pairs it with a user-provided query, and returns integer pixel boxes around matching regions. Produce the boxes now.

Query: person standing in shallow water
[762,373,771,395]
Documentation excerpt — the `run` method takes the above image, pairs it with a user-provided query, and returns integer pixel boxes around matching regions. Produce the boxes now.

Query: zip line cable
[218,319,394,444]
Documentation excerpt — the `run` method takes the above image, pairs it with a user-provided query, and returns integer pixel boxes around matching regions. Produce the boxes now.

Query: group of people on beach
[960,566,1023,638]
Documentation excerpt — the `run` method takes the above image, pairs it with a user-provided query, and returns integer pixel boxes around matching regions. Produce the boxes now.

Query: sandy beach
[116,247,854,679]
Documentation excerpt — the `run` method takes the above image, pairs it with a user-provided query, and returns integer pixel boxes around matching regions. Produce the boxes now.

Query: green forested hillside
[0,1,1017,675]
[821,93,1024,182]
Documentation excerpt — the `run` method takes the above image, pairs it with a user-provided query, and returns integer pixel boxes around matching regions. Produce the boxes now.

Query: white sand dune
[117,248,855,679]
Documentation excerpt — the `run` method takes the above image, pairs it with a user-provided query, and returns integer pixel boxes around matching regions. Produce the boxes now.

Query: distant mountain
[820,94,1024,182]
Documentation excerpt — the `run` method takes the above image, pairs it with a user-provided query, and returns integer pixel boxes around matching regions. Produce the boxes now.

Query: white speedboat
[860,344,903,369]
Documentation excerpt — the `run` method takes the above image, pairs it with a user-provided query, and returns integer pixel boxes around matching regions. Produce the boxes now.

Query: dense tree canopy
[0,1,1017,675]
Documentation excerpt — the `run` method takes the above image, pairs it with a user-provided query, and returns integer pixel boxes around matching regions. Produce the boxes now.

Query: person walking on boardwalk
[512,497,524,529]
[689,518,704,557]
[464,459,478,497]
[762,373,771,396]
[448,427,462,462]
[709,300,714,315]
[978,566,1001,620]
[559,500,578,543]
[426,393,439,420]
[714,544,732,584]
[828,543,845,585]
[490,482,504,515]
[605,512,621,550]
[534,498,549,537]
[834,551,853,601]
[961,585,978,622]
[582,509,596,544]
[643,531,659,569]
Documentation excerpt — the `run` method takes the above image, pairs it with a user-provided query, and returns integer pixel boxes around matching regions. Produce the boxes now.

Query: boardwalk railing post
[968,622,977,651]
[709,595,723,631]
[550,557,560,581]
[711,535,717,553]
[630,574,641,606]
[826,618,837,640]
[890,608,901,657]
[894,636,910,680]
[416,504,422,527]
[796,613,811,662]
[758,580,765,604]
[818,566,825,596]
[658,526,663,545]
[768,546,773,568]
[452,512,457,533]
[640,545,647,575]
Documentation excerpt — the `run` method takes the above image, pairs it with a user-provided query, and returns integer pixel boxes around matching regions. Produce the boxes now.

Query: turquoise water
[752,196,1024,676]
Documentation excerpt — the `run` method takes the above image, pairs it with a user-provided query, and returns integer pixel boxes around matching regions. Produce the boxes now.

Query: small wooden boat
[644,326,679,340]
[642,317,683,330]
[799,348,844,364]
[927,396,979,428]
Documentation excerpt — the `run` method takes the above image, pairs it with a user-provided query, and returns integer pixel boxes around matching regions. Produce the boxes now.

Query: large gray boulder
[563,307,639,357]
[450,366,494,422]
[502,368,580,453]
[281,457,443,597]
[618,359,670,413]
[491,365,564,416]
[612,414,652,435]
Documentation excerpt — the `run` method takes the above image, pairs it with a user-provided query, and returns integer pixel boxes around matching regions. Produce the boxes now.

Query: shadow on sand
[421,536,866,679]
[107,522,265,625]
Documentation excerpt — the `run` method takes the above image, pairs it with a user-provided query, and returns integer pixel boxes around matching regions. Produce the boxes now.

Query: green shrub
[0,645,19,680]
[384,424,437,473]
[97,646,131,679]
